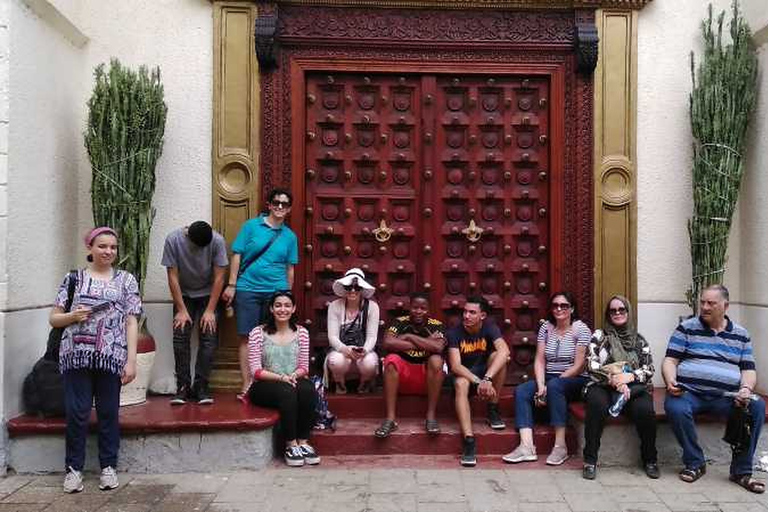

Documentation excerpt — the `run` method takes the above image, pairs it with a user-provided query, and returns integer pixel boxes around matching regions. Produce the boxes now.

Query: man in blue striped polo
[663,284,765,493]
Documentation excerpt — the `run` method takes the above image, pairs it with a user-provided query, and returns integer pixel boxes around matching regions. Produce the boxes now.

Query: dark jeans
[515,374,588,428]
[583,384,657,465]
[64,369,122,471]
[173,295,219,393]
[665,391,765,476]
[248,379,317,441]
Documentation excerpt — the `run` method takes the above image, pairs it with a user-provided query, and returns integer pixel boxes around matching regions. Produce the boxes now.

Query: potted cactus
[85,58,167,405]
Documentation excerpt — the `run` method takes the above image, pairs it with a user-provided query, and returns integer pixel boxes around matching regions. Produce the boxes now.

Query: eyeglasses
[343,284,362,292]
[551,303,571,311]
[609,307,628,316]
[271,199,291,209]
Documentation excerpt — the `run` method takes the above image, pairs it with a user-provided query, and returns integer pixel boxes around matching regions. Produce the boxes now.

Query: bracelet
[483,375,493,382]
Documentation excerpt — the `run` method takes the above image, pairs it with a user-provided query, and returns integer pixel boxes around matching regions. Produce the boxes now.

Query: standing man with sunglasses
[222,188,299,400]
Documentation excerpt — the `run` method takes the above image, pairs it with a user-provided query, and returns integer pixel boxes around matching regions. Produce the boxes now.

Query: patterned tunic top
[55,269,143,375]
[587,329,655,387]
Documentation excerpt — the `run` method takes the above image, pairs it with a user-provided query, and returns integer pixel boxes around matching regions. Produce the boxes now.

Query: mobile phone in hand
[352,346,365,353]
[89,301,111,313]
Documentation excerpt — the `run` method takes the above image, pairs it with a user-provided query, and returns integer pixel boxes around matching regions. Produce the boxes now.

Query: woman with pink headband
[49,227,142,493]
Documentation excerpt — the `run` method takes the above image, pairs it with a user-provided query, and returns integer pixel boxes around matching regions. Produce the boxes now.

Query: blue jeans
[515,374,588,429]
[665,391,765,475]
[173,295,219,393]
[64,369,122,471]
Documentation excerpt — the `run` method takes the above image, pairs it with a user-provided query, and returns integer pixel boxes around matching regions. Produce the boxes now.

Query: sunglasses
[271,199,291,209]
[343,284,362,292]
[551,303,571,311]
[609,307,628,316]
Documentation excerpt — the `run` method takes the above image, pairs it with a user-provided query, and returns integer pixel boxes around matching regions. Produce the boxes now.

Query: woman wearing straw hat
[326,268,380,393]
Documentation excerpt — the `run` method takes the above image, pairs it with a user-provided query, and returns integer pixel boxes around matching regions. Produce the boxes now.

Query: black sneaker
[486,403,506,430]
[461,436,477,467]
[196,388,214,405]
[644,462,660,479]
[284,446,305,467]
[298,444,320,465]
[170,386,189,406]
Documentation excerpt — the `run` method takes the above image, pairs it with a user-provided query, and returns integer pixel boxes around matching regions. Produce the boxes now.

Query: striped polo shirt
[538,320,592,375]
[665,315,754,395]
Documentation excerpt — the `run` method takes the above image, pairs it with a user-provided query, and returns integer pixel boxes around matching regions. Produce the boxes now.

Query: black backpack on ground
[22,270,77,417]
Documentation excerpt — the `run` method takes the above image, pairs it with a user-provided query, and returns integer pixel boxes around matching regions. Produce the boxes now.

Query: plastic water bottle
[609,394,627,417]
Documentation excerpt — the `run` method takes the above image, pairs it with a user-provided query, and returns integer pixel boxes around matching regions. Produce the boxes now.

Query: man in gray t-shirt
[161,221,228,405]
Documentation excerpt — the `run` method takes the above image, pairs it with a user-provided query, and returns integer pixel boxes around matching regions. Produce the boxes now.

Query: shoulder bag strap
[63,270,78,313]
[237,228,281,278]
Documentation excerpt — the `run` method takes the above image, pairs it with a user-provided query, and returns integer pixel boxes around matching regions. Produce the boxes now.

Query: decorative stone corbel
[575,22,599,75]
[255,12,279,70]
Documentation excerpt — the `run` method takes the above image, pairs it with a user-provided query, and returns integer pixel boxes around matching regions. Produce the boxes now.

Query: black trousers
[173,295,219,393]
[582,384,657,465]
[248,378,317,441]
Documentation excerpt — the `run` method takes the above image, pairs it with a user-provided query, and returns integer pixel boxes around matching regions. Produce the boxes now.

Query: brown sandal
[730,474,766,494]
[679,465,706,483]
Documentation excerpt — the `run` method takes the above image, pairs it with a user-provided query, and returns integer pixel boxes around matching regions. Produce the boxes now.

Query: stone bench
[567,388,768,466]
[6,394,279,473]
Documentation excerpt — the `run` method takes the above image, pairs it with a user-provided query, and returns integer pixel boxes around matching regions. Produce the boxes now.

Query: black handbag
[723,403,753,454]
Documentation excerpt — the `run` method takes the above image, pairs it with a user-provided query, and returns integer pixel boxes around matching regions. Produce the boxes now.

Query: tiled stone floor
[1,463,767,512]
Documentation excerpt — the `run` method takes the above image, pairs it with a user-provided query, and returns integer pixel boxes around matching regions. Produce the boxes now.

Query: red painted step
[311,417,577,456]
[327,390,517,419]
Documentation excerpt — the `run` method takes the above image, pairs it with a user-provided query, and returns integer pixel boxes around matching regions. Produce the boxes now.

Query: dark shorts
[451,360,488,397]
[234,291,272,336]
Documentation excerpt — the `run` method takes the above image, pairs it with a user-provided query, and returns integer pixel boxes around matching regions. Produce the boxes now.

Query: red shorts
[383,353,431,395]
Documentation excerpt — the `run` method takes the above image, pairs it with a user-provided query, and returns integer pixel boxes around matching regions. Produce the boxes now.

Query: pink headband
[84,227,117,247]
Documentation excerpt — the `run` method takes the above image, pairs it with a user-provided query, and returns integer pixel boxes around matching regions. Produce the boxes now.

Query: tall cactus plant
[687,1,757,313]
[85,59,167,294]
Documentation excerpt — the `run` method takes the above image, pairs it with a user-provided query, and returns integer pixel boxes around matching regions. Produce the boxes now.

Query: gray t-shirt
[161,227,229,298]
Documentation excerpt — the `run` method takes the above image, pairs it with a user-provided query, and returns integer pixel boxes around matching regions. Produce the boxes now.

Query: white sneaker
[63,467,84,493]
[99,466,119,490]
[502,444,538,464]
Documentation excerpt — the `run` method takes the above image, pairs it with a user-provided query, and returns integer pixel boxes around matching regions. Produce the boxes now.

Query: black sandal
[374,419,398,438]
[679,465,706,483]
[730,474,766,494]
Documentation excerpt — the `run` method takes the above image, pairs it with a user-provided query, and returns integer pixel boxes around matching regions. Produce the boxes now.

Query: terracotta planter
[120,329,156,407]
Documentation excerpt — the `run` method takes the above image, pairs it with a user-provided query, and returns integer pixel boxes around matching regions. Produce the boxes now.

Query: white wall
[0,0,214,425]
[637,0,768,388]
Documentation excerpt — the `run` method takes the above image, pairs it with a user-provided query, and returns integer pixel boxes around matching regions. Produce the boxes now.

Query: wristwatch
[483,375,493,382]
[472,375,481,385]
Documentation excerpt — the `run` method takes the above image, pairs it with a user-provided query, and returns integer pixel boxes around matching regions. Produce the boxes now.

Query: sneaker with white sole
[298,443,320,465]
[99,466,119,490]
[502,444,538,463]
[63,467,84,493]
[546,445,569,466]
[284,446,305,467]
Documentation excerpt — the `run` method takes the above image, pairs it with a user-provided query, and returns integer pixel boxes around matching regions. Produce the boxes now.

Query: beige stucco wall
[637,0,768,387]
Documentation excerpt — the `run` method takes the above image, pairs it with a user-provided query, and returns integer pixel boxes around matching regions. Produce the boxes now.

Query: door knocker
[373,219,394,243]
[462,219,484,242]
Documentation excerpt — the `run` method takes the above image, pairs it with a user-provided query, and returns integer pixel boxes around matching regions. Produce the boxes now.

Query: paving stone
[656,492,721,512]
[367,493,418,512]
[513,485,566,503]
[462,472,512,495]
[269,474,320,495]
[0,483,59,504]
[95,505,152,512]
[313,483,369,503]
[418,502,469,512]
[416,483,468,503]
[617,503,672,512]
[0,505,45,512]
[718,503,768,512]
[517,503,572,512]
[211,479,268,503]
[206,504,265,512]
[0,475,32,496]
[131,473,230,494]
[701,480,764,502]
[108,484,173,505]
[607,486,661,503]
[262,494,317,512]
[593,468,654,486]
[416,470,462,486]
[369,470,418,494]
[313,500,369,512]
[152,492,215,512]
[321,469,370,486]
[466,491,519,512]
[563,492,620,512]
[46,491,111,511]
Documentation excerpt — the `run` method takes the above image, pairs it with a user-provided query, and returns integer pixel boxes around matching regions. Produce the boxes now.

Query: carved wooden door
[302,72,552,383]
[428,76,552,384]
[303,74,424,349]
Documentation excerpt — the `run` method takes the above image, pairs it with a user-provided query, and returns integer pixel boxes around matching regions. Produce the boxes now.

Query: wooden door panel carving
[304,71,555,383]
